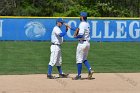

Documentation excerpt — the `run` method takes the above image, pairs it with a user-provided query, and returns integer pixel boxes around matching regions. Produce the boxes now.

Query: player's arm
[59,26,69,37]
[59,31,66,37]
[64,23,83,38]
[54,28,65,37]
[73,28,84,38]
[64,23,77,31]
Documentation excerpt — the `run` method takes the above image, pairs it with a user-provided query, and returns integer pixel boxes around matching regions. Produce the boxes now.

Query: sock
[47,65,53,75]
[57,66,63,74]
[77,63,82,76]
[83,60,91,72]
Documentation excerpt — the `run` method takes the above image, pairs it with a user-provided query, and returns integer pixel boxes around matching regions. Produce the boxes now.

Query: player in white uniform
[66,12,94,80]
[47,18,69,79]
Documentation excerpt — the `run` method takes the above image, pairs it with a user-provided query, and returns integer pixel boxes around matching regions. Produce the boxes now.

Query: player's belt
[79,40,87,42]
[52,43,61,46]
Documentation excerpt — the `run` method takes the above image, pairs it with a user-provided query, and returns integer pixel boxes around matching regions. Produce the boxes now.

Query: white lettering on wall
[103,21,114,38]
[66,20,140,40]
[129,21,140,39]
[67,20,77,38]
[0,20,3,37]
[116,21,127,38]
[91,21,101,38]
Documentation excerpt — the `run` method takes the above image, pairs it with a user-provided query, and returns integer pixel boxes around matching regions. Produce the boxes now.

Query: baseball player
[65,12,94,80]
[47,18,69,79]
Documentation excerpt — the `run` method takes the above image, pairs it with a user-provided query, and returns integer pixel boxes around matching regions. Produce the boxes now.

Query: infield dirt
[0,73,139,93]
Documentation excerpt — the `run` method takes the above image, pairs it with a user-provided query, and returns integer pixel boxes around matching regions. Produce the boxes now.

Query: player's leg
[56,48,69,78]
[83,59,94,79]
[83,42,94,78]
[83,43,91,71]
[73,44,84,80]
[56,48,63,74]
[83,60,92,72]
[47,51,56,79]
[47,45,59,79]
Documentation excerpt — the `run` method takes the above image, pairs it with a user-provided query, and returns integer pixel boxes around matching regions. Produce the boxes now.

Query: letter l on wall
[0,20,3,37]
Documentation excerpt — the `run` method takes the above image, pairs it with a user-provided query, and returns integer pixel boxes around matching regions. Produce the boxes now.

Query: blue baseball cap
[56,18,64,23]
[80,12,87,17]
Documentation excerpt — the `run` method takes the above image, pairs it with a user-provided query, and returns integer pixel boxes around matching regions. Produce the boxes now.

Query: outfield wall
[0,17,140,41]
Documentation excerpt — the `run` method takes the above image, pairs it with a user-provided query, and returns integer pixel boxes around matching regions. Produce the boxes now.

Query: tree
[0,0,17,15]
[0,0,139,17]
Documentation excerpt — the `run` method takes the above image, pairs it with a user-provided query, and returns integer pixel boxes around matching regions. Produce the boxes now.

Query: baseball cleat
[88,70,94,79]
[47,74,56,79]
[72,75,81,80]
[59,73,69,78]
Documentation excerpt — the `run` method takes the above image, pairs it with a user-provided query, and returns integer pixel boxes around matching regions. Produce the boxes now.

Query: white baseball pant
[49,45,62,66]
[76,41,90,63]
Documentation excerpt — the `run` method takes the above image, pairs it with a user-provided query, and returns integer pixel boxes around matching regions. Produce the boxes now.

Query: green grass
[0,41,140,75]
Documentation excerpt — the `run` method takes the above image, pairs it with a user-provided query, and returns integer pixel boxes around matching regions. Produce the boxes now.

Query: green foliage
[0,0,139,17]
[96,2,131,17]
[15,5,41,16]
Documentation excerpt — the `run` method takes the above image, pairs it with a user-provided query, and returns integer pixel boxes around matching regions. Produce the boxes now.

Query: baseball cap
[56,18,64,23]
[80,12,87,17]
